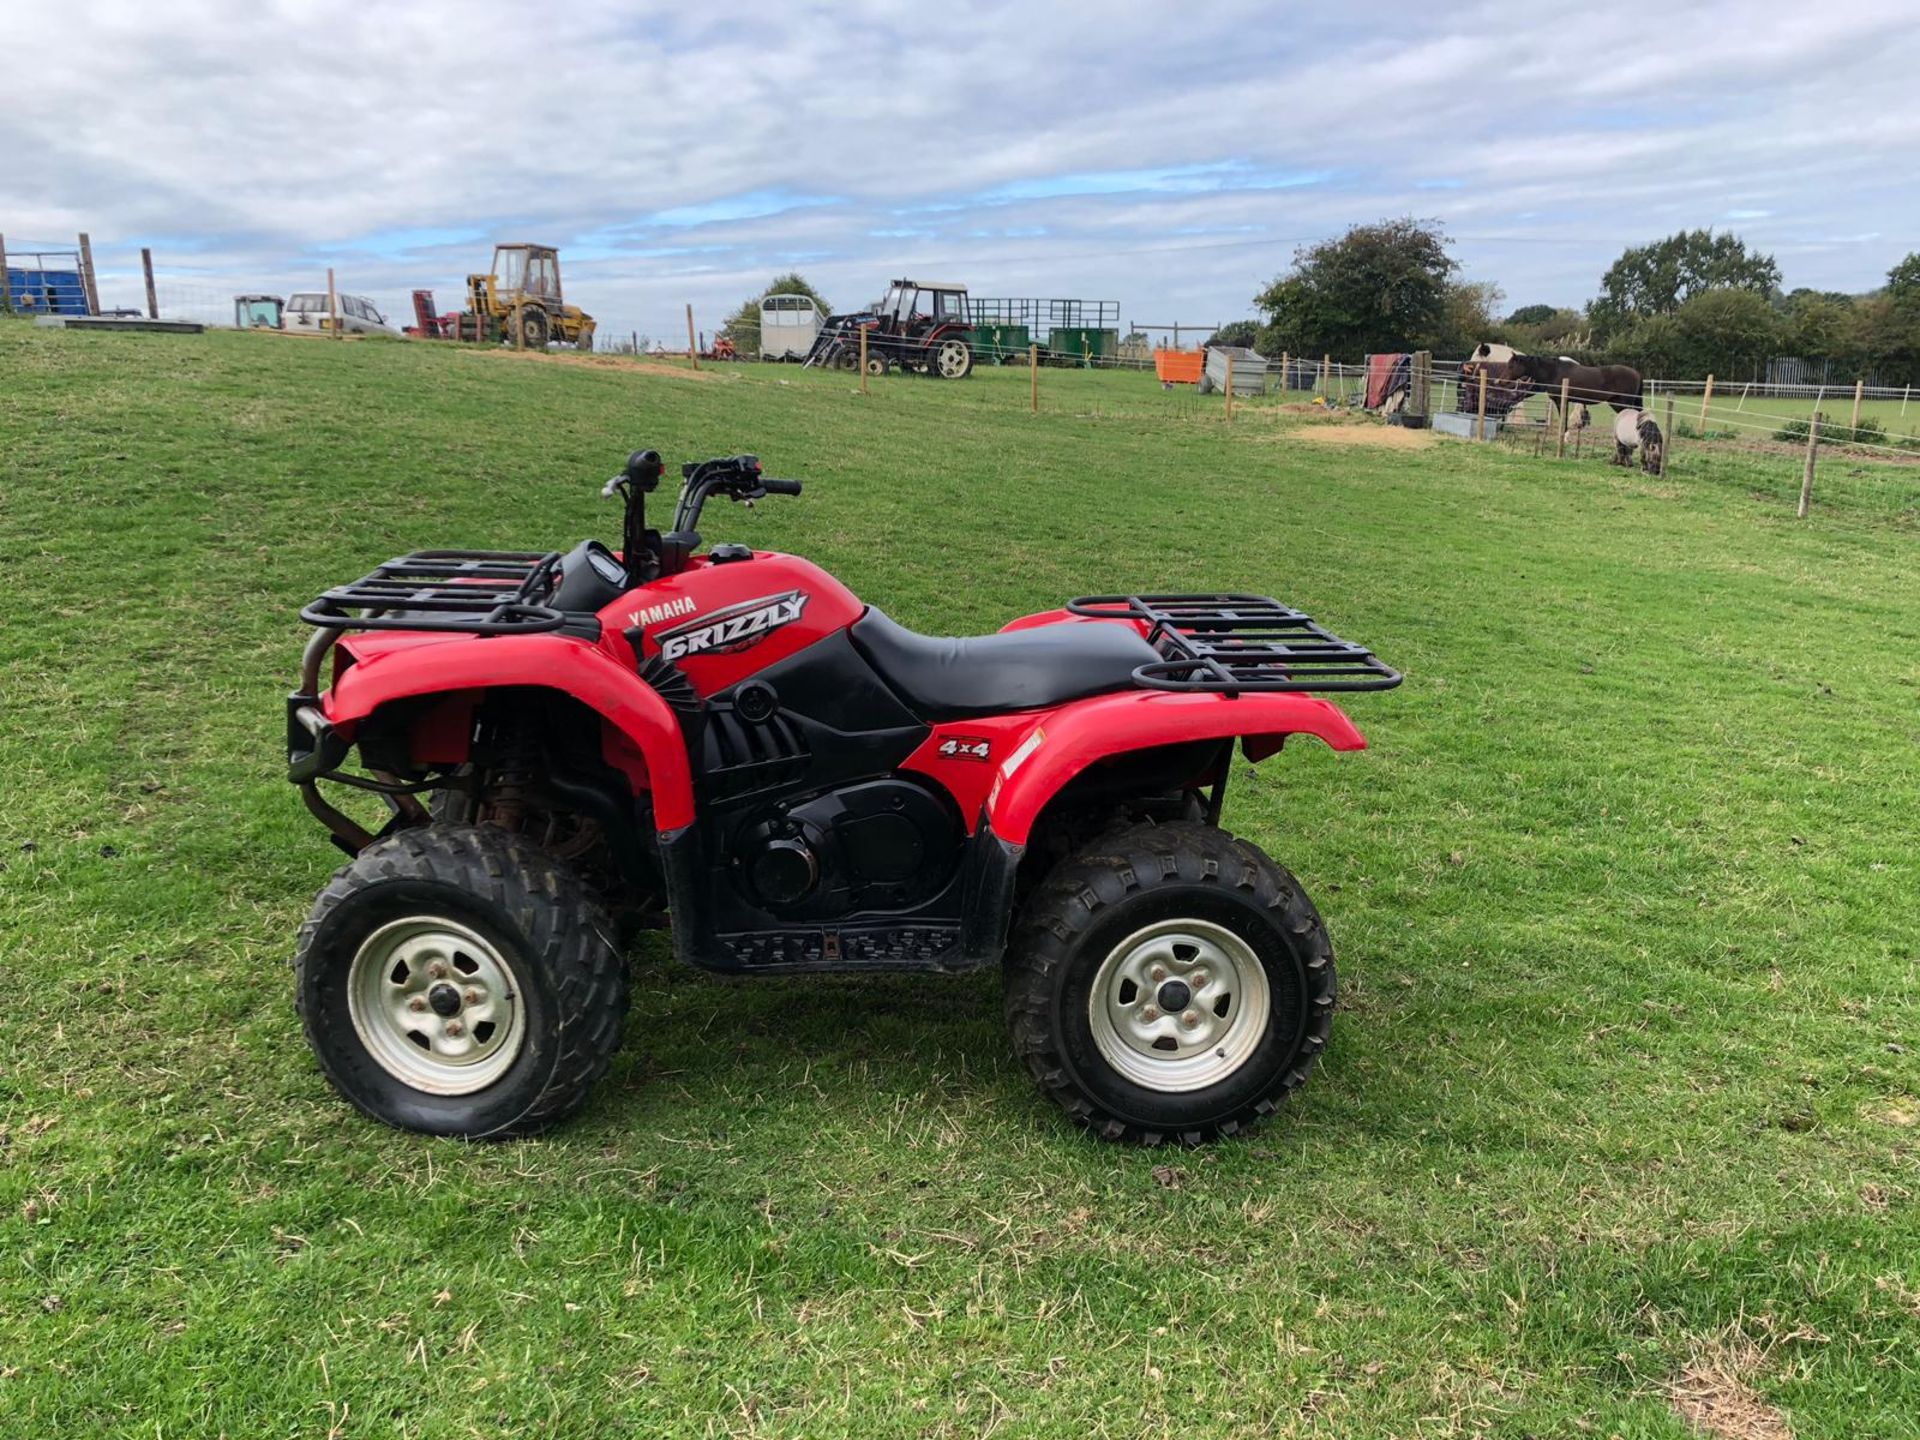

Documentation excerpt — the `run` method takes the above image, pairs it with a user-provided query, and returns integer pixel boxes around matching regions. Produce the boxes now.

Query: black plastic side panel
[741,627,924,735]
[655,629,1029,977]
[959,821,1025,965]
[662,820,1023,976]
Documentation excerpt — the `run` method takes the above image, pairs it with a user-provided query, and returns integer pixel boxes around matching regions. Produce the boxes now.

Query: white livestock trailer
[759,293,821,361]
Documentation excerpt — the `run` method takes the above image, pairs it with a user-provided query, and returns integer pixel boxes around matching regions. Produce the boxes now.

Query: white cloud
[5,0,1916,338]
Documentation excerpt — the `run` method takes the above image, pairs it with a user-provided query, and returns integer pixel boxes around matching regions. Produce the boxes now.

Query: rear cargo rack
[1067,594,1402,695]
[301,550,567,634]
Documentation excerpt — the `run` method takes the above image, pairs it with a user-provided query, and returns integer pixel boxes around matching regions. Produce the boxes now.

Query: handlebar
[601,449,801,583]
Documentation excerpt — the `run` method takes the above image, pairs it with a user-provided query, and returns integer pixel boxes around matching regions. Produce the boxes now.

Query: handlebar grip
[760,477,802,496]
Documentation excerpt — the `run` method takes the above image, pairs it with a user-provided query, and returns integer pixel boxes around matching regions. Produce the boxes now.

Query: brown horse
[1505,353,1644,419]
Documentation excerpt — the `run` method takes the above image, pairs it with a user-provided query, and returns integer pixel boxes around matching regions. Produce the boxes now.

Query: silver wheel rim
[347,916,526,1095]
[937,340,968,377]
[1087,918,1270,1092]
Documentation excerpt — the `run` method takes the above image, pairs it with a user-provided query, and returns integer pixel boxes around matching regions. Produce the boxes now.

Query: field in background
[2,324,1917,1437]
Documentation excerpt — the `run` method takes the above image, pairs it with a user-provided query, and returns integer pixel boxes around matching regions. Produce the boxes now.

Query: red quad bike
[288,451,1400,1143]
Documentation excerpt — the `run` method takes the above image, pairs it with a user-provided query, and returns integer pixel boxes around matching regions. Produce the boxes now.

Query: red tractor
[287,452,1399,1143]
[805,279,975,378]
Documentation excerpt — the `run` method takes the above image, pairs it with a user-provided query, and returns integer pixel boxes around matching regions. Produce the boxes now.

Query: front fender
[323,633,695,829]
[983,690,1366,846]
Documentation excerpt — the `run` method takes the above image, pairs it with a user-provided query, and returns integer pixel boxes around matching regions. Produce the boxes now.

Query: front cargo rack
[301,550,567,634]
[1067,594,1402,695]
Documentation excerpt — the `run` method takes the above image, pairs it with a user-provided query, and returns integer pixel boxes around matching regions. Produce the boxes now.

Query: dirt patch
[1280,423,1437,450]
[1668,1340,1792,1440]
[468,347,720,381]
[1863,1099,1917,1127]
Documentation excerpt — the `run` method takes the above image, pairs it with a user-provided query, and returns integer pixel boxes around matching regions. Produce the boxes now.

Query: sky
[5,0,1918,343]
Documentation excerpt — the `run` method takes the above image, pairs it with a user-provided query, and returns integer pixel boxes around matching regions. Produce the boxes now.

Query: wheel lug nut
[1149,966,1167,982]
[445,1020,464,1037]
[408,996,428,1012]
[1141,1005,1160,1021]
[464,989,482,1006]
[1181,1010,1200,1028]
[428,961,450,979]
[1191,971,1208,988]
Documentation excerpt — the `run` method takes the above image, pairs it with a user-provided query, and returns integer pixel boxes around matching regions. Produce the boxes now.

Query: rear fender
[982,690,1366,846]
[322,633,694,829]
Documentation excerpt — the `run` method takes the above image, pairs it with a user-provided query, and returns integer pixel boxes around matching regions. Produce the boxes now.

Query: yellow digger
[457,243,596,350]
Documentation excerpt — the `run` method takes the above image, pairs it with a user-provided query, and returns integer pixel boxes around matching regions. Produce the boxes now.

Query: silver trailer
[1197,345,1267,396]
[759,293,821,361]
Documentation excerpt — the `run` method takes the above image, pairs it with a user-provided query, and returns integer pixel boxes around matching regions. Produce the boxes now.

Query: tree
[1886,253,1920,301]
[719,273,832,357]
[1204,320,1258,349]
[1855,295,1920,386]
[1589,230,1779,338]
[1432,280,1503,358]
[1672,288,1779,380]
[1601,314,1688,379]
[1780,290,1857,367]
[1254,218,1457,358]
[1499,305,1588,354]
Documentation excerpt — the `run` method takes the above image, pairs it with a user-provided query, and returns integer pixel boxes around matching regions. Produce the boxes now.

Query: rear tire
[1004,822,1335,1145]
[294,825,628,1138]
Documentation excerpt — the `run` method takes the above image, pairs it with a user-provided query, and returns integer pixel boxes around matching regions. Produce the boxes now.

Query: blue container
[6,267,89,315]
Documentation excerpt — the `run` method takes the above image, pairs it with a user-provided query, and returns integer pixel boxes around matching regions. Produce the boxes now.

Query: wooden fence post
[1224,351,1235,421]
[1798,411,1820,518]
[77,233,101,314]
[1737,381,1751,412]
[1903,383,1910,416]
[1475,368,1488,441]
[326,267,340,339]
[1700,374,1714,425]
[1321,354,1330,401]
[140,248,158,318]
[1029,343,1038,413]
[1556,377,1571,458]
[685,304,699,369]
[1280,352,1290,399]
[1663,396,1676,476]
[1850,378,1864,437]
[858,324,869,394]
[0,233,10,311]
[630,330,637,354]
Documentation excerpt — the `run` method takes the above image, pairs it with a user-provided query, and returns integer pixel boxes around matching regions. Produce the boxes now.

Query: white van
[284,292,398,336]
[759,293,821,361]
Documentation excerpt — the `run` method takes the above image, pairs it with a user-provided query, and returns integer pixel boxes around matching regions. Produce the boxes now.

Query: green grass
[2,324,1917,1438]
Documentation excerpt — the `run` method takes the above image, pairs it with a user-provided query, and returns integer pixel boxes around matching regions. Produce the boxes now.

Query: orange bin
[1154,348,1204,384]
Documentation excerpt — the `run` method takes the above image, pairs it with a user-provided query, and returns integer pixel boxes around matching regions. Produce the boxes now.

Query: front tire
[1004,823,1335,1145]
[294,825,628,1138]
[514,305,549,349]
[932,336,973,379]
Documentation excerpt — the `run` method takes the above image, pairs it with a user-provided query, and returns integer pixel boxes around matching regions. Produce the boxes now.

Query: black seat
[850,608,1160,721]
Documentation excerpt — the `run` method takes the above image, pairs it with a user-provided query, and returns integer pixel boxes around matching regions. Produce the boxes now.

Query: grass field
[2,323,1917,1438]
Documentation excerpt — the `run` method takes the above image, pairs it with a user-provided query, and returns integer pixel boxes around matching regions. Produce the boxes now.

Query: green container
[1046,327,1118,365]
[968,322,1031,363]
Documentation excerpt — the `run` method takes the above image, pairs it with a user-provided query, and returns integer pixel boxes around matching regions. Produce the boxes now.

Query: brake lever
[601,475,626,498]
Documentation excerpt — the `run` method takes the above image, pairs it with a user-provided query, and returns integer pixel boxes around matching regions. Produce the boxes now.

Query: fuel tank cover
[709,543,753,563]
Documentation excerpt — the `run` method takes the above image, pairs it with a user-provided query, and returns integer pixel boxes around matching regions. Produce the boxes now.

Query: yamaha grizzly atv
[287,451,1399,1143]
